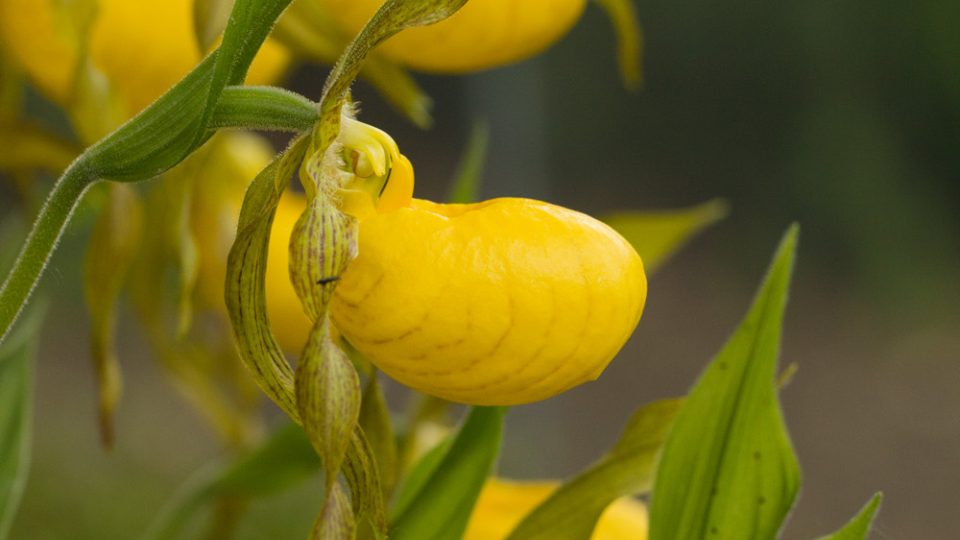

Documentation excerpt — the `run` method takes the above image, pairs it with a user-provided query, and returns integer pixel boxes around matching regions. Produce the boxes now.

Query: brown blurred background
[4,0,959,538]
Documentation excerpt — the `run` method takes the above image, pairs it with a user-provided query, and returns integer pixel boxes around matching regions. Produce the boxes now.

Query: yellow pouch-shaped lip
[331,197,647,405]
[464,478,648,540]
[320,0,587,73]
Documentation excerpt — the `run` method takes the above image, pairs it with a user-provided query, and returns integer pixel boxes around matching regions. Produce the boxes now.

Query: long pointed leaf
[649,226,801,540]
[390,407,505,540]
[225,137,309,419]
[140,423,320,540]
[0,305,43,539]
[603,199,728,275]
[507,398,679,540]
[816,493,883,540]
[446,121,489,204]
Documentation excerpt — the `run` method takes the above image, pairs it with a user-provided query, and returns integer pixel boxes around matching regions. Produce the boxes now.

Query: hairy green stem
[210,86,318,132]
[0,162,95,341]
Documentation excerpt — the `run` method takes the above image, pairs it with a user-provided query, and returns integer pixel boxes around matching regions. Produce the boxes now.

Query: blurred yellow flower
[0,0,288,118]
[320,0,586,72]
[464,478,648,540]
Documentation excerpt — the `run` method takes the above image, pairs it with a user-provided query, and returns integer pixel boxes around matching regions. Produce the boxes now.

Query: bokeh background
[2,0,959,538]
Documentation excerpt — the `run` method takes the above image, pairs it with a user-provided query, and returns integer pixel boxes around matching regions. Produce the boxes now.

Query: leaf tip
[769,223,801,281]
[698,198,731,225]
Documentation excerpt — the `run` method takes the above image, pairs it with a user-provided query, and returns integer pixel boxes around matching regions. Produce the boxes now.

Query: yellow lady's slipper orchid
[0,0,288,117]
[464,478,648,540]
[320,0,587,72]
[260,117,645,403]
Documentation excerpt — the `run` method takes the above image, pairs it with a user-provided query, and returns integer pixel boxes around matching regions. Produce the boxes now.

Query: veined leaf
[390,407,505,540]
[225,136,309,419]
[140,423,320,540]
[0,304,43,540]
[506,399,680,540]
[603,199,728,274]
[359,373,399,498]
[648,226,801,540]
[447,121,489,204]
[223,135,387,533]
[816,493,883,540]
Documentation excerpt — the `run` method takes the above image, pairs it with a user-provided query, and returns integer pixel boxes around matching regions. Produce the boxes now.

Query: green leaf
[82,184,142,447]
[603,199,728,274]
[0,303,43,540]
[390,429,454,521]
[816,493,883,540]
[359,374,399,498]
[225,136,309,419]
[446,121,489,204]
[593,0,645,89]
[648,225,801,540]
[212,427,318,496]
[140,423,320,540]
[390,407,505,540]
[506,398,680,540]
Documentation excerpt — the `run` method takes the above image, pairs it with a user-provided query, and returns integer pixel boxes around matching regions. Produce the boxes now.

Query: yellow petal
[0,0,77,105]
[0,0,289,116]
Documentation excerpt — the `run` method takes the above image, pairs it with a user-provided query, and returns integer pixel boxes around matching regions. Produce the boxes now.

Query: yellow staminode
[0,0,288,117]
[464,478,648,540]
[330,195,647,405]
[334,114,415,219]
[267,116,415,351]
[320,0,587,72]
